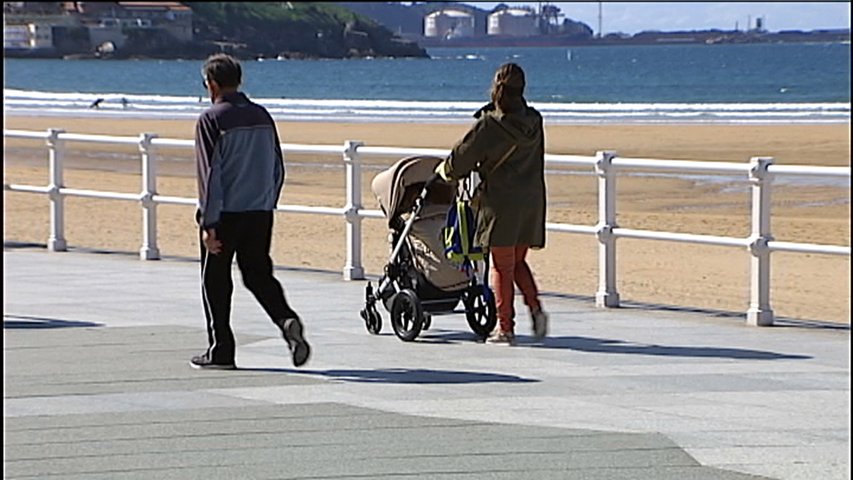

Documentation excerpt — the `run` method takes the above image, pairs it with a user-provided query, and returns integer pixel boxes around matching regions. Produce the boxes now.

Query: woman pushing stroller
[435,62,549,346]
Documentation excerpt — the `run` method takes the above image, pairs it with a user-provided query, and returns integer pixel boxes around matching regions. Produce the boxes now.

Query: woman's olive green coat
[437,102,546,249]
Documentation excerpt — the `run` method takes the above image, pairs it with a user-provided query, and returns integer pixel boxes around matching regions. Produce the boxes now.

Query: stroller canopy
[371,155,457,225]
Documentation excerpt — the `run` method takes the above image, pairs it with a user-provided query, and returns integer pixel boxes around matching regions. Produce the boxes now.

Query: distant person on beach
[89,98,104,109]
[190,53,310,370]
[434,62,548,346]
[120,97,129,109]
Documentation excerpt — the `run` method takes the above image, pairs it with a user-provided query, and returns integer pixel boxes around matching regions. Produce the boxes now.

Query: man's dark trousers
[199,210,296,363]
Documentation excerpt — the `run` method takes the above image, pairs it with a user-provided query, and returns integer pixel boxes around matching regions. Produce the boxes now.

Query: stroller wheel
[390,289,423,342]
[464,285,497,340]
[361,305,382,335]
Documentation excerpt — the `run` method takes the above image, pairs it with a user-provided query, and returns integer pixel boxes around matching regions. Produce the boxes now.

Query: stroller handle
[424,172,442,189]
[424,171,448,194]
[416,172,444,206]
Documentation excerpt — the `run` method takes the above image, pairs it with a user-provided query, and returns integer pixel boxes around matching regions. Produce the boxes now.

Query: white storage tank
[424,9,475,39]
[487,8,539,37]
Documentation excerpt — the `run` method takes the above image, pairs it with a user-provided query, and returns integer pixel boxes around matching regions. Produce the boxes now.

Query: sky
[462,2,851,35]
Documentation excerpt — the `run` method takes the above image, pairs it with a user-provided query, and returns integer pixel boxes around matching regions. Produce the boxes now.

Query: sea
[3,43,851,124]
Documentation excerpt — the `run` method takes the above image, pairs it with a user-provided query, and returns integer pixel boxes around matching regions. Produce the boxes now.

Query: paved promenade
[4,247,850,480]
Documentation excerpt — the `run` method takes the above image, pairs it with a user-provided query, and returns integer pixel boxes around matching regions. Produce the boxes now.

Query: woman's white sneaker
[531,309,548,340]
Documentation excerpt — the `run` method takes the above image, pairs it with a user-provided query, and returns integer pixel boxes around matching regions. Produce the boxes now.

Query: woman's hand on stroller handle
[424,172,442,189]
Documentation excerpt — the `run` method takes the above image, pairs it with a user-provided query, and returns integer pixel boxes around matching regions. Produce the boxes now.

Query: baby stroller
[360,155,497,342]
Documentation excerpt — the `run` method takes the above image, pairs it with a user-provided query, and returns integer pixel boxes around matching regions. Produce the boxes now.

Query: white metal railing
[4,128,850,326]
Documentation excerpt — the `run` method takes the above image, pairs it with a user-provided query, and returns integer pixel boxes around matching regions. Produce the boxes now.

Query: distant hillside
[3,2,429,60]
[190,2,428,59]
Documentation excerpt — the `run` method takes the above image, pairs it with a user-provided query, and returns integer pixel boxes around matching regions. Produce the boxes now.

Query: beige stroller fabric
[372,156,471,292]
[404,204,471,292]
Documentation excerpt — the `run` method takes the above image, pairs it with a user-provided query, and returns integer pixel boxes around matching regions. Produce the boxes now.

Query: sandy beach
[4,115,850,324]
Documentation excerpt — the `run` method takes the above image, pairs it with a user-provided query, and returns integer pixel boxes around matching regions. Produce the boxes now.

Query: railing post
[342,140,365,280]
[46,128,67,252]
[139,133,160,260]
[747,156,775,326]
[595,150,620,307]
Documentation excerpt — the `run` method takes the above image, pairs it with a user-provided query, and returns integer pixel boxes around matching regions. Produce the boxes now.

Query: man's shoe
[189,354,236,370]
[531,308,549,340]
[282,317,311,367]
[486,329,516,346]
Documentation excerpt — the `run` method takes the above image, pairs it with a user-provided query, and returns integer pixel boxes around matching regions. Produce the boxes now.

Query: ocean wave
[4,89,850,124]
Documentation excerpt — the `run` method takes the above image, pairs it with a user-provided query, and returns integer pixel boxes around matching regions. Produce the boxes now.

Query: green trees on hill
[189,2,428,59]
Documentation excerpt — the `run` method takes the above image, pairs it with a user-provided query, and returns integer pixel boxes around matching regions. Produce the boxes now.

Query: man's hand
[203,228,223,254]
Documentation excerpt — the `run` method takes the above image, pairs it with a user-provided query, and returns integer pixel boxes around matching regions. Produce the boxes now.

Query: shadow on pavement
[348,330,810,360]
[237,367,539,384]
[529,335,811,360]
[3,314,104,329]
[541,291,849,331]
[413,330,486,344]
[356,329,486,344]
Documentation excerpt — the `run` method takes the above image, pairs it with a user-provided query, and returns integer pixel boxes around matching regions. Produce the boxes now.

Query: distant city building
[3,23,53,49]
[65,2,193,43]
[487,8,539,37]
[4,1,79,52]
[424,9,475,39]
[5,1,194,57]
[4,2,64,15]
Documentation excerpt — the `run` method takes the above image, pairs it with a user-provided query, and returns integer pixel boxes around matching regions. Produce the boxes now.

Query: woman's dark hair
[490,63,526,113]
[202,53,242,88]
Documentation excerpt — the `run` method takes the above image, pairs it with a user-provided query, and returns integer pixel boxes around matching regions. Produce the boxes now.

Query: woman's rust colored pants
[489,245,541,333]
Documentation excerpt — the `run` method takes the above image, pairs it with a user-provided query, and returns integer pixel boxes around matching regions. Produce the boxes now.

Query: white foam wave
[4,89,850,124]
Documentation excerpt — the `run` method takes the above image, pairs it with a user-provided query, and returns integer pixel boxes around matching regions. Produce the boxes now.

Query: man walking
[191,53,310,370]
